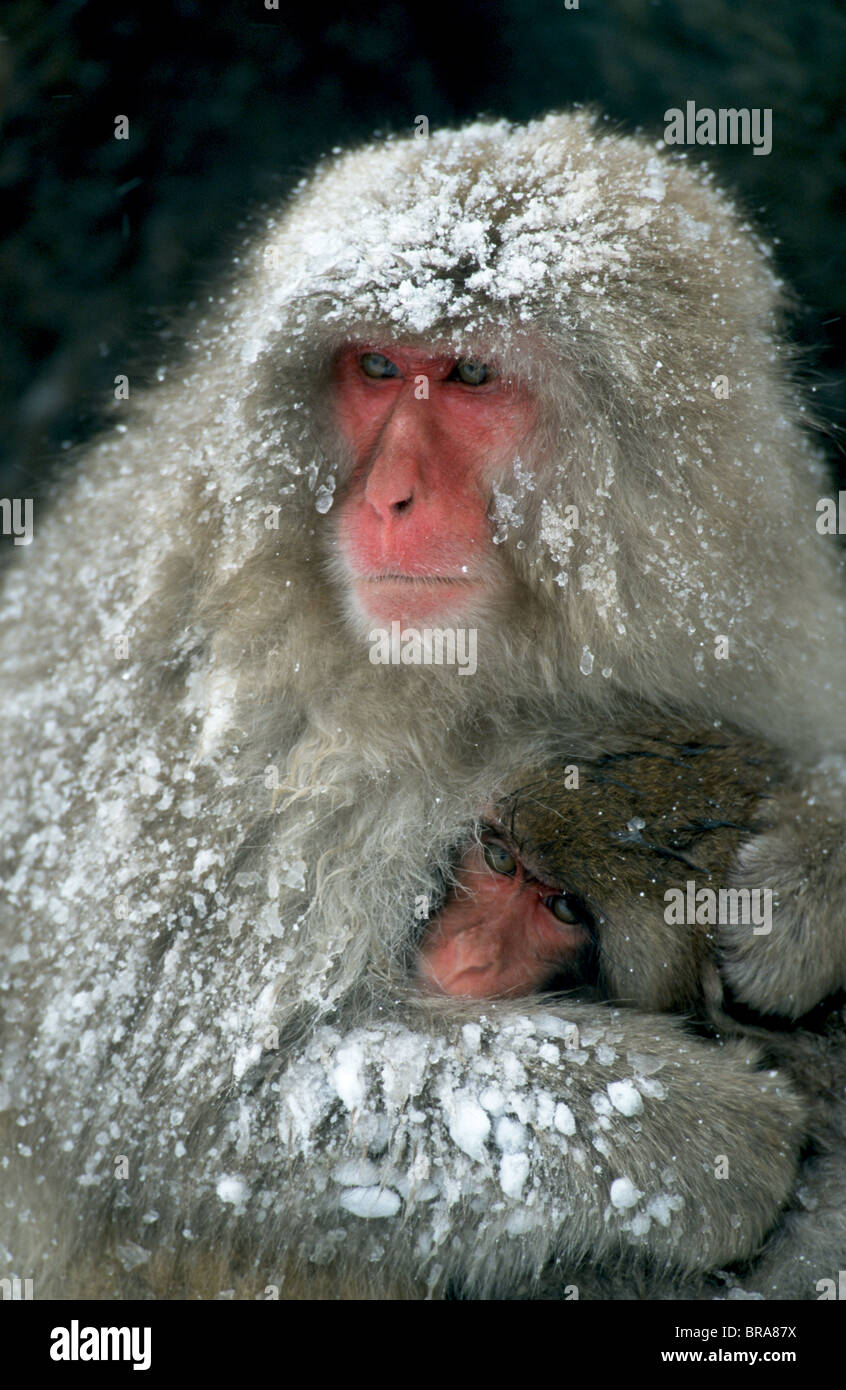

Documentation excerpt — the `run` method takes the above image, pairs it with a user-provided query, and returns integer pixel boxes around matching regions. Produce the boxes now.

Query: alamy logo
[0,1276,33,1299]
[664,879,772,934]
[663,103,772,156]
[369,622,478,675]
[50,1320,151,1371]
[0,497,33,546]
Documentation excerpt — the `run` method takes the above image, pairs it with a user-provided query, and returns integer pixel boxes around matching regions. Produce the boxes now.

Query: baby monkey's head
[419,721,783,1013]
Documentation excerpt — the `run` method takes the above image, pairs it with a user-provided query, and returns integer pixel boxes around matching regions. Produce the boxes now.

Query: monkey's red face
[418,837,594,999]
[333,345,535,625]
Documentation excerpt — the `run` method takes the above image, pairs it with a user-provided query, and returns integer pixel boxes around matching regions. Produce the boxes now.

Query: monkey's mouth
[354,573,483,623]
[360,572,477,584]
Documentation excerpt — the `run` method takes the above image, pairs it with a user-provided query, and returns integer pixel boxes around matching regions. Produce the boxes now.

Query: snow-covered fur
[1,111,844,1299]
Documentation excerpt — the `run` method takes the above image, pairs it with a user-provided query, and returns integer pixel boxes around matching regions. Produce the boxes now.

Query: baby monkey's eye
[449,359,489,386]
[544,894,582,925]
[483,842,517,876]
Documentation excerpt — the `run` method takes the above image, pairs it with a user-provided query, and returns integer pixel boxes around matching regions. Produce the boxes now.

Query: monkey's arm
[257,1000,804,1299]
[722,783,846,1019]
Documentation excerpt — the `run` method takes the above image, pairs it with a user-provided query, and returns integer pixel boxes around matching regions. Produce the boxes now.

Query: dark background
[2,0,845,494]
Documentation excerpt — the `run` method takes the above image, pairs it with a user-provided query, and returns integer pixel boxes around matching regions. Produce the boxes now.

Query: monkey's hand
[269,1001,806,1297]
[720,787,846,1020]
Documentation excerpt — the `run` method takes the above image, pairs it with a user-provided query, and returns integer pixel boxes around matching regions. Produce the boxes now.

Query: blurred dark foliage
[1,0,845,493]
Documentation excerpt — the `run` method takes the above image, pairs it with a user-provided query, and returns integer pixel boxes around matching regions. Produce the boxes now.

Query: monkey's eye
[544,894,582,925]
[483,841,517,876]
[360,352,400,378]
[450,359,489,386]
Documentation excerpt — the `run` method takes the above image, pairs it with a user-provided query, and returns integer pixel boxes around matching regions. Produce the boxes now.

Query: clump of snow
[339,1187,402,1219]
[217,1176,249,1207]
[554,1103,577,1136]
[116,1243,152,1271]
[607,1080,643,1117]
[332,1043,366,1110]
[499,1153,530,1199]
[443,1091,491,1163]
[333,1159,381,1187]
[646,1193,684,1227]
[609,1177,642,1211]
[495,1116,527,1154]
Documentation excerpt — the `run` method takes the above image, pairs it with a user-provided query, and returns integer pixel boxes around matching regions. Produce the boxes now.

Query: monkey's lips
[354,573,483,623]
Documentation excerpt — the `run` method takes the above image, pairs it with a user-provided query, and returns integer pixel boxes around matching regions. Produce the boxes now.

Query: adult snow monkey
[1,111,844,1299]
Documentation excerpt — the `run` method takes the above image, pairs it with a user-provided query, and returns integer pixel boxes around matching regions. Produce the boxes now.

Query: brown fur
[496,720,783,1012]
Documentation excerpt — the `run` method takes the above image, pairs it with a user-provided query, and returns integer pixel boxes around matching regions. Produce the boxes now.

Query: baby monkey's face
[417,830,596,999]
